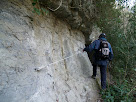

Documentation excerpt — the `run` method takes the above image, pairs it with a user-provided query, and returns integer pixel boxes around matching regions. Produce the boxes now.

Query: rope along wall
[35,49,83,71]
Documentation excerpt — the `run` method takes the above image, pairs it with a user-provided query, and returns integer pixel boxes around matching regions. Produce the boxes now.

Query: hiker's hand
[83,48,85,52]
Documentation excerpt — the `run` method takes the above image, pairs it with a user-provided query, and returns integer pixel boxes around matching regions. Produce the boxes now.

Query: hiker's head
[99,33,106,38]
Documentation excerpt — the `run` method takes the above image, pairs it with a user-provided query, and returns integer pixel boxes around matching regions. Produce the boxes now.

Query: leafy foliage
[32,0,49,15]
[95,0,136,101]
[100,82,135,102]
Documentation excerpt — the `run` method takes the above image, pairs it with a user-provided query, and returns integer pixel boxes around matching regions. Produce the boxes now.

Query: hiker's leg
[92,64,97,76]
[100,65,107,89]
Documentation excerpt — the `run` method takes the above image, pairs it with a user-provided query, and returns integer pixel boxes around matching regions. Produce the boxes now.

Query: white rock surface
[89,25,101,42]
[0,0,99,102]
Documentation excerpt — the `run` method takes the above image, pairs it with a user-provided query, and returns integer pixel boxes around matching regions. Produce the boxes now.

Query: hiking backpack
[98,40,110,60]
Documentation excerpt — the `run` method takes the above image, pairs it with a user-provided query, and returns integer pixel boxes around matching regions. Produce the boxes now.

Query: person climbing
[83,33,113,89]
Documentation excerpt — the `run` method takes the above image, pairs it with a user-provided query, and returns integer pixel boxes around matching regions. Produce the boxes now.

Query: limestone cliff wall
[39,0,96,43]
[0,0,99,102]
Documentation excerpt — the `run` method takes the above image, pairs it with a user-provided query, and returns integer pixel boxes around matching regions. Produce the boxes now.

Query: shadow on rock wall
[77,54,91,77]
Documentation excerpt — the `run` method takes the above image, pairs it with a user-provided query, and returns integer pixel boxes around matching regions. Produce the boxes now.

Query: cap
[99,33,106,38]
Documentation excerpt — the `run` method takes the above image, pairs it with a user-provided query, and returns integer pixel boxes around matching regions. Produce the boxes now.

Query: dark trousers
[93,64,107,89]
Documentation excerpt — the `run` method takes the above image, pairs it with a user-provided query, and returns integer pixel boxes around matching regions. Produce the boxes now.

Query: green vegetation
[96,0,136,101]
[32,0,49,15]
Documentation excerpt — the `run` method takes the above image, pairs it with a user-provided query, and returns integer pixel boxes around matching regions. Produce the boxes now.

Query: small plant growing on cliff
[32,0,49,15]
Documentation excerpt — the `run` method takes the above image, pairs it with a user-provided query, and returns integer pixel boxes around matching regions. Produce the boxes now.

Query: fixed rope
[35,49,83,71]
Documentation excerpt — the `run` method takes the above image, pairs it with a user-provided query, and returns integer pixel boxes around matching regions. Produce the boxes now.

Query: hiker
[83,33,113,89]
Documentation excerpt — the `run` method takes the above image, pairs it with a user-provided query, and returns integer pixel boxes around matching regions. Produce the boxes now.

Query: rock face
[39,0,96,43]
[0,0,99,102]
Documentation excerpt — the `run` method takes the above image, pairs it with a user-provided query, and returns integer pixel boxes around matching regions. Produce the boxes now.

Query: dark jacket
[84,37,113,66]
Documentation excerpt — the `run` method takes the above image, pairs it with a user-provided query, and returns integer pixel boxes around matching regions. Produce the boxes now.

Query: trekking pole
[107,62,110,88]
[107,61,112,87]
[107,61,112,88]
[109,61,112,83]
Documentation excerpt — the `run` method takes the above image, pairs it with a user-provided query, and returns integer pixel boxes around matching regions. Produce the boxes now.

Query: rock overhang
[39,0,97,43]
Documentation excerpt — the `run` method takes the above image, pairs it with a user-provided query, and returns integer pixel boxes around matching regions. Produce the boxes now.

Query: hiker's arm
[83,41,96,53]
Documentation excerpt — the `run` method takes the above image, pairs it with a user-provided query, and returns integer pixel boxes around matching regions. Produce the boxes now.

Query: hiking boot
[91,75,96,79]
